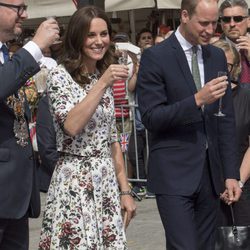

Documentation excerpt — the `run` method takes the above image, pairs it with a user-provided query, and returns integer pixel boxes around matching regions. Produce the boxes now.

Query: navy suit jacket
[137,34,239,196]
[36,94,58,192]
[0,48,40,219]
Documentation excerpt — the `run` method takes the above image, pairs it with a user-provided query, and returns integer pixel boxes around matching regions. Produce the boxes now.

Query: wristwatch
[238,180,244,189]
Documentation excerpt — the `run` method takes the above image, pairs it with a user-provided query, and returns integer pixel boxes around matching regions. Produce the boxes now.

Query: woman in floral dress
[39,6,136,250]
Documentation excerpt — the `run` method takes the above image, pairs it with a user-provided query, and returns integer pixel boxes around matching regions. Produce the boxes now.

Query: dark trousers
[156,158,219,250]
[128,129,147,187]
[0,214,29,250]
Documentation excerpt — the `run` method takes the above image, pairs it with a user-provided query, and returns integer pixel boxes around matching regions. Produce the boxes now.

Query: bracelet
[238,180,244,189]
[120,190,132,196]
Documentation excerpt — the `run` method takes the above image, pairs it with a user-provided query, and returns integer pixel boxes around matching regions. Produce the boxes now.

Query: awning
[26,0,155,18]
[26,0,76,19]
[156,0,181,9]
[25,0,250,19]
[105,0,155,12]
[157,0,250,8]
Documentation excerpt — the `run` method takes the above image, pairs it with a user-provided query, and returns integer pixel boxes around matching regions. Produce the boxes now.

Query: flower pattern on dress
[39,65,127,250]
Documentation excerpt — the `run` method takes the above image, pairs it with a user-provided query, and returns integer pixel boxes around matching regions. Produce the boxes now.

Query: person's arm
[63,64,129,136]
[236,34,250,62]
[111,141,136,229]
[136,46,227,132]
[240,140,250,185]
[128,62,139,93]
[0,49,40,100]
[0,19,59,100]
[223,179,242,204]
[220,145,249,204]
[220,140,250,205]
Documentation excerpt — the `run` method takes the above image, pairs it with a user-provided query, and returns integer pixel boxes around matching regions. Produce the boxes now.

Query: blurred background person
[158,24,171,38]
[219,0,250,86]
[164,30,174,39]
[209,32,221,44]
[136,28,154,51]
[213,39,250,226]
[127,28,155,199]
[8,41,22,58]
[154,35,165,45]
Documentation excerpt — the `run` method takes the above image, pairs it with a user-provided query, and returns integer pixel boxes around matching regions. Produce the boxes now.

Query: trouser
[156,157,219,250]
[0,214,29,250]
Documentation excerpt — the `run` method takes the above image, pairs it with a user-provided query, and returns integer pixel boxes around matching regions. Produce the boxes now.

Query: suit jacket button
[29,156,33,160]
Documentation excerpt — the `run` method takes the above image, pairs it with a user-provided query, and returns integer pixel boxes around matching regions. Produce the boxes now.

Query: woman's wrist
[120,190,132,196]
[238,180,245,189]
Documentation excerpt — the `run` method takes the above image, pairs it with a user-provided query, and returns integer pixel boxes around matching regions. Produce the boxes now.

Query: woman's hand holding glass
[117,49,128,65]
[99,64,129,88]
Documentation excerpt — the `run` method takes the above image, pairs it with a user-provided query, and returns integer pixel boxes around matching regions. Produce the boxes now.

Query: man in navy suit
[137,0,242,249]
[0,0,59,249]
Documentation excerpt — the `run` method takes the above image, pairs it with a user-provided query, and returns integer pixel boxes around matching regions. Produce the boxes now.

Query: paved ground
[29,193,165,250]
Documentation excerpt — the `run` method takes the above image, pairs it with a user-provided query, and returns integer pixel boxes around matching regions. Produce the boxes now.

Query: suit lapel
[169,35,197,94]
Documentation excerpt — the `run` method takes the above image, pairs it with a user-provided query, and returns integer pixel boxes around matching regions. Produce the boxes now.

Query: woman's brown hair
[59,6,116,85]
[213,39,241,82]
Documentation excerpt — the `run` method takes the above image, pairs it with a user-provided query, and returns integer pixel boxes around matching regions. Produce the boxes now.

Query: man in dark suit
[0,0,59,249]
[36,94,58,193]
[137,0,242,249]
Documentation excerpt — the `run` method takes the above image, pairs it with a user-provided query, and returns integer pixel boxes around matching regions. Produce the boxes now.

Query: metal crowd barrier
[115,103,149,184]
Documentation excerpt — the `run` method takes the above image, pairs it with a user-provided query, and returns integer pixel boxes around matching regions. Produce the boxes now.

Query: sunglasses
[0,2,27,17]
[220,15,248,23]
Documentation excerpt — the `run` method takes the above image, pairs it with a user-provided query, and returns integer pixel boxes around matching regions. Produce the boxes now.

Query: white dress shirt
[175,27,205,87]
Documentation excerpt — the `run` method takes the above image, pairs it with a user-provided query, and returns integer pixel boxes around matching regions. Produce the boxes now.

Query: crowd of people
[0,0,250,249]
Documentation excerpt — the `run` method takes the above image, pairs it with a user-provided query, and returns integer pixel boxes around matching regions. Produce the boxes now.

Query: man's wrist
[23,41,43,63]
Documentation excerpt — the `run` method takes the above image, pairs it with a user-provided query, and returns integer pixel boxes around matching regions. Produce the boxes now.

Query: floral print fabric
[39,65,127,250]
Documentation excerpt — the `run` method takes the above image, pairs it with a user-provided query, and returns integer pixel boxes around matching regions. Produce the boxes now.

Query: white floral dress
[39,65,127,250]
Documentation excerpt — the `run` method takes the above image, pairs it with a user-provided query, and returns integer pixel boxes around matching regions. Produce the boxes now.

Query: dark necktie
[240,49,250,83]
[191,46,202,91]
[1,44,10,63]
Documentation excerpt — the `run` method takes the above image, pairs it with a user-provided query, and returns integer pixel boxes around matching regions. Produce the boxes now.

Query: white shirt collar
[0,41,7,64]
[174,27,205,87]
[175,27,202,52]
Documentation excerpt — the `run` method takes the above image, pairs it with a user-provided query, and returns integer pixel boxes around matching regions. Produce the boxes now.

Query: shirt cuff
[23,41,43,63]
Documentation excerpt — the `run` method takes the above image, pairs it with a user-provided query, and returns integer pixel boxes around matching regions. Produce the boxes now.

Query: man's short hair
[181,0,199,17]
[219,0,249,16]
